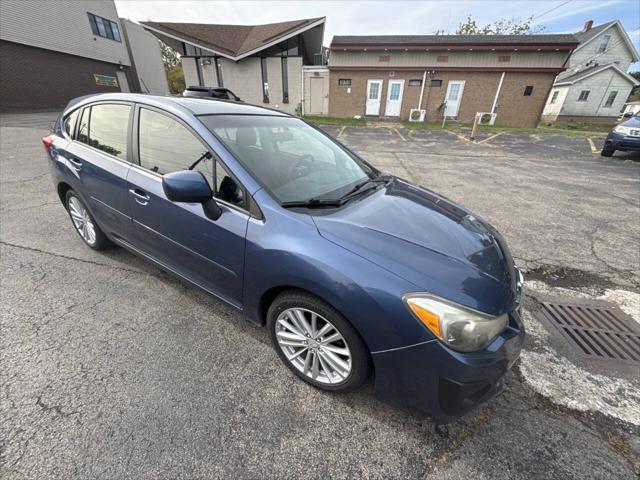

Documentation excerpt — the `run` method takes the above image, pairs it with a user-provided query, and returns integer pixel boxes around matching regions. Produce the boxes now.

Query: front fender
[242,201,433,352]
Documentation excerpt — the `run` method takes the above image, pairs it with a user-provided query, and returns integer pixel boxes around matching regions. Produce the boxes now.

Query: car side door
[125,105,249,307]
[62,102,135,240]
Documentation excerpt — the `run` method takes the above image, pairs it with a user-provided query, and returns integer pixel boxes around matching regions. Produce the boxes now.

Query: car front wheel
[601,143,615,157]
[65,190,113,250]
[268,291,370,392]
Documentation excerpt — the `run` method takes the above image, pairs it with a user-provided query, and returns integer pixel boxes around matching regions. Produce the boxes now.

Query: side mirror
[622,112,633,118]
[162,170,222,220]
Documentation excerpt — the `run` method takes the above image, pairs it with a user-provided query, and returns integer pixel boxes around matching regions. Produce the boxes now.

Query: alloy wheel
[275,307,352,385]
[68,196,97,246]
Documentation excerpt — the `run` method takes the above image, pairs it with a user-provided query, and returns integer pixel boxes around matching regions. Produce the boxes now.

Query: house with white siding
[542,20,640,122]
[141,18,327,115]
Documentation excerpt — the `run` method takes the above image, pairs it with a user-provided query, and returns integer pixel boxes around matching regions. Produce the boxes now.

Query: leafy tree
[628,72,640,102]
[157,40,184,94]
[435,16,545,35]
[160,40,181,68]
[166,64,185,94]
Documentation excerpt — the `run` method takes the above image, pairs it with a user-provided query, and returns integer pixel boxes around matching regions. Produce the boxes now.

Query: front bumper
[605,132,640,152]
[371,310,524,421]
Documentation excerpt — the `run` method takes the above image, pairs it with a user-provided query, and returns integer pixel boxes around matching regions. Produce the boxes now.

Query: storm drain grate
[536,300,640,365]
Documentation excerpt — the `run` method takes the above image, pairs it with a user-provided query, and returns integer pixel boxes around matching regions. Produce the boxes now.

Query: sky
[115,0,640,70]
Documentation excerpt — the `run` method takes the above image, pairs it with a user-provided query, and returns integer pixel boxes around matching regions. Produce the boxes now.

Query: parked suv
[44,94,524,420]
[182,86,241,102]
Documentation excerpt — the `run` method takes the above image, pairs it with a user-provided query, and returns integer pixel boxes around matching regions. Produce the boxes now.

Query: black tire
[267,290,371,392]
[65,190,113,250]
[601,143,615,157]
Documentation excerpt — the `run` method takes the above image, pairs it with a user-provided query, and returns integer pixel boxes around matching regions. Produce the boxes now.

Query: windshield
[201,115,375,203]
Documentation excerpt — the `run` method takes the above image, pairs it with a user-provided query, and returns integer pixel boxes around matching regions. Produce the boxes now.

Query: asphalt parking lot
[1,112,639,479]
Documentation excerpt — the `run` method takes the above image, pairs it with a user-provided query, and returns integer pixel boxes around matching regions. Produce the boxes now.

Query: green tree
[157,40,184,94]
[166,64,185,94]
[629,72,640,102]
[435,15,545,35]
[160,41,181,68]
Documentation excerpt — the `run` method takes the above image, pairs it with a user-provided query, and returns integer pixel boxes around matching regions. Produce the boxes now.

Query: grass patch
[303,116,366,127]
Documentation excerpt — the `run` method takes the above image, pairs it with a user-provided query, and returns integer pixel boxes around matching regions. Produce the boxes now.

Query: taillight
[42,134,55,153]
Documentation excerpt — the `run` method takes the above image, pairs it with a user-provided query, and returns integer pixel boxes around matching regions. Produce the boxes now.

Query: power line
[532,0,573,21]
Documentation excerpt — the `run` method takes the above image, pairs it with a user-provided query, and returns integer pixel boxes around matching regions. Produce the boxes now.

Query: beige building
[142,18,327,115]
[328,34,579,127]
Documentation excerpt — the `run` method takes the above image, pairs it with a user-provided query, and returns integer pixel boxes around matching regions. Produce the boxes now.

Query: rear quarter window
[63,109,80,138]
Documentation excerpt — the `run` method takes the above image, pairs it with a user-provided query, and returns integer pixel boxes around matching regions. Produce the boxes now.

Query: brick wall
[0,40,133,111]
[328,70,556,127]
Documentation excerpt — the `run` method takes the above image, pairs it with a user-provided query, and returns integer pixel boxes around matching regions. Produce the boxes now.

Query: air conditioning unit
[476,112,497,125]
[409,109,426,122]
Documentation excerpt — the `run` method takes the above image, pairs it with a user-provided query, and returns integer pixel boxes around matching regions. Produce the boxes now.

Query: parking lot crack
[0,241,151,277]
[427,405,491,473]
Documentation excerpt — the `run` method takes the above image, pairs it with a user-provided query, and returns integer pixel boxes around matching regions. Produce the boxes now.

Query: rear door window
[87,104,130,160]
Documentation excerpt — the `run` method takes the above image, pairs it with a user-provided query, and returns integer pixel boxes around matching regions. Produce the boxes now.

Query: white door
[366,80,383,116]
[116,71,130,93]
[444,80,465,117]
[384,79,405,117]
[309,77,324,115]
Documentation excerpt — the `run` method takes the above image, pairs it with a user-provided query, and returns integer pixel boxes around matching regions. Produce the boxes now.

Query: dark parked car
[43,94,524,420]
[182,86,241,102]
[602,112,640,156]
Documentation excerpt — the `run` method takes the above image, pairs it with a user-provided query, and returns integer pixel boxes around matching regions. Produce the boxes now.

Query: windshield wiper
[281,198,343,209]
[338,174,392,202]
[188,151,212,170]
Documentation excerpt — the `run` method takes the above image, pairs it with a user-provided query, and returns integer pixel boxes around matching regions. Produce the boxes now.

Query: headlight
[614,125,632,135]
[404,293,508,352]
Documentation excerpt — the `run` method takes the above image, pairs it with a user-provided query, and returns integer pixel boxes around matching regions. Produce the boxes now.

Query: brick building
[328,34,579,127]
[0,0,167,112]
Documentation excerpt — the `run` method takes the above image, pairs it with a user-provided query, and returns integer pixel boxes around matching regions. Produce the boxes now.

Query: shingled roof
[331,33,578,47]
[142,17,324,59]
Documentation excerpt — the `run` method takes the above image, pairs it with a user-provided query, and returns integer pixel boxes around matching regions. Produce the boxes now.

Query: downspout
[491,72,505,114]
[417,70,427,109]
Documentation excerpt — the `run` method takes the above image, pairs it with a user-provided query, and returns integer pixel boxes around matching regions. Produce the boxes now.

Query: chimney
[583,20,593,32]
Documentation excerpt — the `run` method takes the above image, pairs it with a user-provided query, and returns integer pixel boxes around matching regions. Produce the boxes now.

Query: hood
[312,178,517,315]
[621,115,640,128]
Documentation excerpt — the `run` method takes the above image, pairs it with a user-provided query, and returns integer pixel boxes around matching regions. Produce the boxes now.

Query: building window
[260,57,269,103]
[498,55,511,62]
[430,79,443,87]
[408,79,422,87]
[378,55,390,62]
[604,91,618,107]
[597,34,611,53]
[88,13,121,42]
[281,57,289,103]
[338,79,352,86]
[436,55,448,62]
[549,91,559,104]
[524,86,534,96]
[578,90,590,101]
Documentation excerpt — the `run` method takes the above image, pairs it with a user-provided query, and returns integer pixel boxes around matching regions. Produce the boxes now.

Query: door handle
[67,157,83,170]
[129,188,150,205]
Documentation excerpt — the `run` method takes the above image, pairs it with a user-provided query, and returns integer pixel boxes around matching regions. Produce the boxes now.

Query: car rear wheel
[65,191,113,250]
[601,143,615,157]
[268,291,370,392]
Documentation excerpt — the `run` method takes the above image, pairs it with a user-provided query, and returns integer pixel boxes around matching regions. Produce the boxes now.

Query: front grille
[629,129,640,137]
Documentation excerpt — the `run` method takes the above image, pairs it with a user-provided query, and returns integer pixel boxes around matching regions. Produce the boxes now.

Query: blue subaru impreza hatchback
[44,94,524,420]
